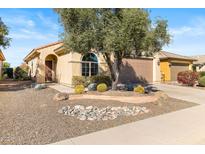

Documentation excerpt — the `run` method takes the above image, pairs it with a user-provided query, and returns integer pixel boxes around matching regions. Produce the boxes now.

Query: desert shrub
[177,71,199,86]
[199,76,205,87]
[74,85,85,94]
[72,76,91,87]
[14,67,30,80]
[134,85,145,94]
[97,83,107,92]
[90,75,111,86]
[3,67,13,78]
[199,71,205,77]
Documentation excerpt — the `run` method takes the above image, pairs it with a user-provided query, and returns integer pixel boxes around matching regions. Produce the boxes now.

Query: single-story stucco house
[23,41,195,86]
[0,50,5,77]
[191,55,205,72]
[158,51,196,81]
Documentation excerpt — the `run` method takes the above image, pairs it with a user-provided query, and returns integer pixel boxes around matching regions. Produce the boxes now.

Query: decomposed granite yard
[0,81,197,145]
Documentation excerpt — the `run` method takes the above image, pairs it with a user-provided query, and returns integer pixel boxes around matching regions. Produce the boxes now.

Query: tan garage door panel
[119,58,153,83]
[171,63,189,81]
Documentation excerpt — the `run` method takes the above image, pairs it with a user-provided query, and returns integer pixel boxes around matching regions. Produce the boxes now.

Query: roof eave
[160,57,197,61]
[24,49,40,62]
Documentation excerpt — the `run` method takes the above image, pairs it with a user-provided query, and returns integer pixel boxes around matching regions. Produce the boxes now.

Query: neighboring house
[0,50,5,77]
[157,51,196,81]
[23,41,195,85]
[191,55,205,72]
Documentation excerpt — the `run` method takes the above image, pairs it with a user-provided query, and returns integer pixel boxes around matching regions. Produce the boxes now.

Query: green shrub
[199,76,205,87]
[14,67,30,80]
[74,85,85,94]
[90,75,111,86]
[3,67,13,78]
[72,76,86,87]
[72,75,111,87]
[199,71,205,77]
[177,71,199,86]
[134,85,145,94]
[97,83,107,92]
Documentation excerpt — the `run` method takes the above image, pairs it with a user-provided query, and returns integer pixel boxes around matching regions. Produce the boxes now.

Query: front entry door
[45,60,52,82]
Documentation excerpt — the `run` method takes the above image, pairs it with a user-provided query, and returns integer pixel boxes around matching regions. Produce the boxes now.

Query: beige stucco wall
[0,60,3,77]
[27,56,39,78]
[26,44,110,85]
[70,52,109,76]
[56,53,72,85]
[153,54,161,82]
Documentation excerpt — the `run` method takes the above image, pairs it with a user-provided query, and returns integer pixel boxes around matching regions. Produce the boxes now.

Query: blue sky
[1,8,205,67]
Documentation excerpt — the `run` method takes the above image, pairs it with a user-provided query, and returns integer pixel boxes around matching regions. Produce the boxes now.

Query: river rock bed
[58,105,150,121]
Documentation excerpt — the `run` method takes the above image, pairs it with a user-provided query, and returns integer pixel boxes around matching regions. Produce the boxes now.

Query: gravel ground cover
[0,81,197,145]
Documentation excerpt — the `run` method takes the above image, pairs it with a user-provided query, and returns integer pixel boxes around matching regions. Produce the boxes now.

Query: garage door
[171,63,189,81]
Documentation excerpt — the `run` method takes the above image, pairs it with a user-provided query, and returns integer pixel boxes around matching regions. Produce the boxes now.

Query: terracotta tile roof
[191,55,205,64]
[35,41,63,50]
[159,51,196,61]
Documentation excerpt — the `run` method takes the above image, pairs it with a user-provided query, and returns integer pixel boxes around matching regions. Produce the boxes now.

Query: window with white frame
[82,53,98,76]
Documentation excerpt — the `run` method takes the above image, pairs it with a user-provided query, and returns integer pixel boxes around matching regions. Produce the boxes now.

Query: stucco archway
[45,54,57,82]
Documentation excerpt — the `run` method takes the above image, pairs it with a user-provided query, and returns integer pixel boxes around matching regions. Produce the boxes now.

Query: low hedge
[199,71,205,77]
[72,75,111,87]
[177,70,199,86]
[199,76,205,87]
[90,75,111,86]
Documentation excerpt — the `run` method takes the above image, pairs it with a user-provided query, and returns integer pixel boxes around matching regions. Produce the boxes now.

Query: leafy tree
[3,61,10,68]
[0,17,11,49]
[55,8,171,89]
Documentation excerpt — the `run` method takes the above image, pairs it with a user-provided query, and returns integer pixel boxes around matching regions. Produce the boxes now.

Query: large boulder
[53,93,69,101]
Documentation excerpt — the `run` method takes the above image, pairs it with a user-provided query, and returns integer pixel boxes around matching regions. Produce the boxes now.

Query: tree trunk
[103,52,122,90]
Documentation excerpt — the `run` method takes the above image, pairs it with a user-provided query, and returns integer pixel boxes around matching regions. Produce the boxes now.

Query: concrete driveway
[154,83,205,105]
[53,83,205,145]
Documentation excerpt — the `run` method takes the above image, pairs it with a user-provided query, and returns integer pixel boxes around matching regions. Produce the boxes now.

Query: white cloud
[37,12,60,31]
[3,15,36,28]
[11,28,57,40]
[170,16,205,37]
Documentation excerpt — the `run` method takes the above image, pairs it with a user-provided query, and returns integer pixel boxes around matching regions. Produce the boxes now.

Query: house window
[82,53,98,76]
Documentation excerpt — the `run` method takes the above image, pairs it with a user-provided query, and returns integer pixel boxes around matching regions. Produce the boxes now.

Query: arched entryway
[45,54,57,82]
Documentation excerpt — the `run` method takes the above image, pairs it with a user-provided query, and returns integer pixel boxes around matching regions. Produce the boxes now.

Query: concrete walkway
[49,84,74,93]
[53,83,205,145]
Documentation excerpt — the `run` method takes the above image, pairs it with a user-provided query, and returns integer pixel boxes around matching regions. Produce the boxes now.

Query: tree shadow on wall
[118,61,149,86]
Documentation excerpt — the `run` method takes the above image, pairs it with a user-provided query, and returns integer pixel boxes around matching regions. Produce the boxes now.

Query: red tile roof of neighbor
[24,41,63,62]
[159,51,197,61]
[0,50,5,61]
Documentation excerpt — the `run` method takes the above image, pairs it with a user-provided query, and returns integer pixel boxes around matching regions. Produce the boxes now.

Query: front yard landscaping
[0,80,197,144]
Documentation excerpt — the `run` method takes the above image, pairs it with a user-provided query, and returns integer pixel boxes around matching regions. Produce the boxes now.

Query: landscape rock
[58,104,150,121]
[87,83,97,91]
[53,93,69,101]
[116,83,126,90]
[34,84,47,90]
